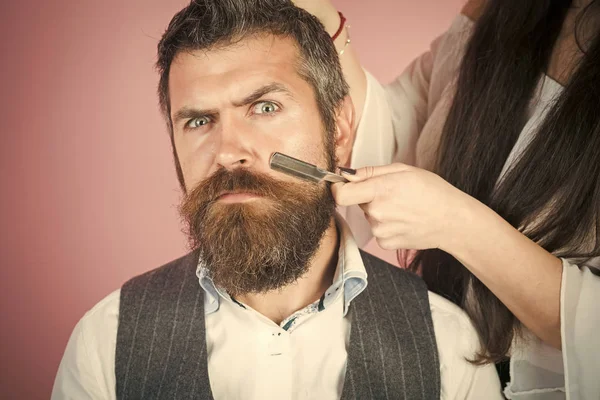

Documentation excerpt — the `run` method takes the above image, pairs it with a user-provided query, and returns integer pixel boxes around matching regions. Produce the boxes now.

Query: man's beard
[179,163,336,296]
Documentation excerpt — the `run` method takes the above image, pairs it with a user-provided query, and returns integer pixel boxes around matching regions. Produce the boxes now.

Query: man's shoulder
[427,291,483,362]
[428,291,504,398]
[427,291,475,334]
[71,289,121,368]
[357,250,480,353]
[81,288,121,327]
[75,251,201,329]
[53,289,121,399]
[359,249,427,291]
[80,251,199,323]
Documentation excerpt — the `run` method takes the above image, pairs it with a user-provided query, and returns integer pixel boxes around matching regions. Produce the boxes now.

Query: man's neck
[237,218,339,325]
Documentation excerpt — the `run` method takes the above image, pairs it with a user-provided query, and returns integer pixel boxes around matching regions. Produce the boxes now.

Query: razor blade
[269,152,348,184]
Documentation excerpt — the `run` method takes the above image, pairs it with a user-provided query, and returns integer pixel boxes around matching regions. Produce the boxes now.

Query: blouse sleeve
[351,49,435,170]
[504,257,600,400]
[350,14,475,170]
[560,257,600,399]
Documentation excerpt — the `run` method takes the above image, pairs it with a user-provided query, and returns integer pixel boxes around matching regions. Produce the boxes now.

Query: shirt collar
[196,212,368,316]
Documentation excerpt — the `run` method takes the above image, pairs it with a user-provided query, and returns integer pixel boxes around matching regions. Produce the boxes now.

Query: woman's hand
[334,163,563,349]
[333,163,471,251]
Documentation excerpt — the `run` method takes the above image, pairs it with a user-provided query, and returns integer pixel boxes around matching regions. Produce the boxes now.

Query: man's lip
[216,192,263,203]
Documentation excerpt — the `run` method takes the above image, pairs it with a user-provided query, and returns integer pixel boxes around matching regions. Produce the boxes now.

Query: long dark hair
[412,0,600,363]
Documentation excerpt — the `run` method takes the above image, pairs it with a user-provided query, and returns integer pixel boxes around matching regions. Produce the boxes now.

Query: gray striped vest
[115,249,440,399]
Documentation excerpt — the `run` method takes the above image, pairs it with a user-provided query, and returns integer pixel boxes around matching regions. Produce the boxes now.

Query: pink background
[0,0,463,398]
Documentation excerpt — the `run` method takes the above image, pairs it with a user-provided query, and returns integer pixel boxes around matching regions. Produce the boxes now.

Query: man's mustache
[189,167,302,203]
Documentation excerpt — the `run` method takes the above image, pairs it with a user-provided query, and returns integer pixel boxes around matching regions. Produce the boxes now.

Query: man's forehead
[169,34,301,77]
[168,35,309,105]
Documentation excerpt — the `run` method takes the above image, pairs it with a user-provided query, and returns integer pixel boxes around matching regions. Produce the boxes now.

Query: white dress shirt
[52,215,502,399]
[348,13,600,400]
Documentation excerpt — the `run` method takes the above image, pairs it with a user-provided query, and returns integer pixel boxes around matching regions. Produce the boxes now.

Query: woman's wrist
[438,190,487,257]
[320,6,343,37]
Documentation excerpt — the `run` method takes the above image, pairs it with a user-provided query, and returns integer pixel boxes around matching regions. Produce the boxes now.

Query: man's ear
[333,95,356,168]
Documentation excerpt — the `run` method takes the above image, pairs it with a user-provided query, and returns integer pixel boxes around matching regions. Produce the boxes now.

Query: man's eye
[187,116,211,128]
[253,101,280,114]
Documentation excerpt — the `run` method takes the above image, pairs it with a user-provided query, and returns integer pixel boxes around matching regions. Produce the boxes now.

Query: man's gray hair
[157,0,348,134]
[156,0,349,189]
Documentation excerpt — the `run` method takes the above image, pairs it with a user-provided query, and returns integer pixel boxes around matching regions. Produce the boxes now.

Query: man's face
[169,34,333,191]
[169,35,340,295]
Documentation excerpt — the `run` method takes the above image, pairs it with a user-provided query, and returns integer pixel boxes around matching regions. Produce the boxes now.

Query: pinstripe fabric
[115,249,439,399]
[115,250,213,400]
[340,251,440,400]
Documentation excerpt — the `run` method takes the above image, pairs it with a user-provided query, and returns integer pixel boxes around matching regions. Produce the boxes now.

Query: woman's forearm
[329,14,367,128]
[293,1,367,128]
[444,194,563,349]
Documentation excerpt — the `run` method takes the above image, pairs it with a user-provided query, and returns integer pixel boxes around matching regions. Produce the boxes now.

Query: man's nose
[214,118,256,170]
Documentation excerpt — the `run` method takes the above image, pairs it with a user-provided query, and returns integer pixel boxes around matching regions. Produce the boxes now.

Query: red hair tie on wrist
[331,12,346,41]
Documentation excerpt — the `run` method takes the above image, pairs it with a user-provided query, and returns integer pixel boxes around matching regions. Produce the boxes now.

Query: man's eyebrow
[172,107,218,126]
[232,82,295,107]
[171,83,294,125]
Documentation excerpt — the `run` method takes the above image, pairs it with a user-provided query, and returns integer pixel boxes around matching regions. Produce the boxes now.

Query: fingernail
[339,167,356,175]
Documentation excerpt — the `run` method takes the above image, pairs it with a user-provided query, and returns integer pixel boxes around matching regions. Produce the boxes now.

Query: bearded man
[52,1,502,399]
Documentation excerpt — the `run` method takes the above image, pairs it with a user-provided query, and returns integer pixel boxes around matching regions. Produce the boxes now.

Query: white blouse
[348,14,600,400]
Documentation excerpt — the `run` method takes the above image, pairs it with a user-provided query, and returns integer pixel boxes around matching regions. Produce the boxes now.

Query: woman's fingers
[333,163,463,251]
[339,163,412,182]
[332,178,380,206]
[333,165,412,206]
